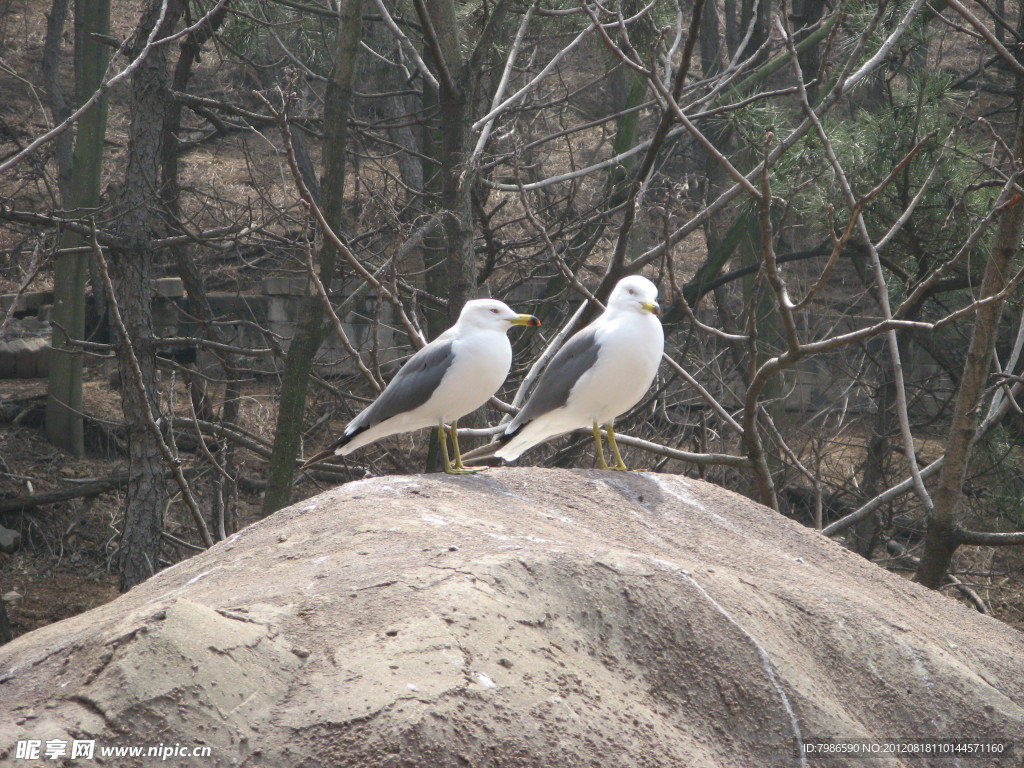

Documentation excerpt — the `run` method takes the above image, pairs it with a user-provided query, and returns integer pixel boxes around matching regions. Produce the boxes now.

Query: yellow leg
[437,423,454,472]
[449,419,485,474]
[605,421,629,470]
[439,419,485,475]
[593,421,610,470]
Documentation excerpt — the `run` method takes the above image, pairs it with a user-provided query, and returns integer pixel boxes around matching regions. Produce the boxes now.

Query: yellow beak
[641,301,661,316]
[510,314,541,327]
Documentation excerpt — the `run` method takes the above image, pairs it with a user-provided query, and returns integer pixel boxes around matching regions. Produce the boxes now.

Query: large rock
[1,468,1021,767]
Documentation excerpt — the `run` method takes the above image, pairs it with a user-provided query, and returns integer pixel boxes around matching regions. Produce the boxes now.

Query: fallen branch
[0,473,127,513]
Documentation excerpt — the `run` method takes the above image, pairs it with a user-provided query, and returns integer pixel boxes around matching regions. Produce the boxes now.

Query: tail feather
[492,419,566,462]
[300,424,369,469]
[457,442,501,463]
[459,424,522,463]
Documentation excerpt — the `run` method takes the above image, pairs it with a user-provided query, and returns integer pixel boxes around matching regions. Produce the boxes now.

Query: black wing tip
[458,424,521,463]
[301,424,370,468]
[300,449,334,469]
[499,424,522,444]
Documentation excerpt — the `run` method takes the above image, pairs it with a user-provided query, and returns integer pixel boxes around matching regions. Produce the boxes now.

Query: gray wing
[347,340,456,434]
[509,326,602,430]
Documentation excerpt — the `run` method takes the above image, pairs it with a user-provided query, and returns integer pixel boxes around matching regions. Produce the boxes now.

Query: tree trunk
[42,0,73,198]
[412,0,513,323]
[724,0,740,59]
[853,368,896,558]
[699,0,725,79]
[262,0,363,515]
[740,0,771,66]
[420,65,450,340]
[420,0,477,322]
[915,80,1024,588]
[111,0,182,590]
[45,0,110,457]
[790,0,825,98]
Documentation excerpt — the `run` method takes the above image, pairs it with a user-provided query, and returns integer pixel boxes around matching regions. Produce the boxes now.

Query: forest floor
[0,370,268,637]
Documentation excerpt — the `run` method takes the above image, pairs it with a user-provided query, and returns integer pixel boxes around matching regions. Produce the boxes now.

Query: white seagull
[304,299,540,474]
[484,275,664,470]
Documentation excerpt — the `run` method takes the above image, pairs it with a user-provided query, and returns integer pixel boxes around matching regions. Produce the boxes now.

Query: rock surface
[0,526,19,553]
[1,468,1022,767]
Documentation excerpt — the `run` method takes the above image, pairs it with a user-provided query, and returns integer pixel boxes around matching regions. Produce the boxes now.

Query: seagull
[303,299,540,474]
[475,275,663,470]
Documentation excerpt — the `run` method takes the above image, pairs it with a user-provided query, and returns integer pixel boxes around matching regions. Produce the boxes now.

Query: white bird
[304,299,540,474]
[486,275,664,470]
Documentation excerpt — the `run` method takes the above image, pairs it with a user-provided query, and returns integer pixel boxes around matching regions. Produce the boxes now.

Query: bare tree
[4,0,1024,607]
[107,0,188,590]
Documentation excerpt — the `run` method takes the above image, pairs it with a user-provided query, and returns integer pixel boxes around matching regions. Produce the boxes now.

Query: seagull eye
[627,288,636,296]
[490,308,500,314]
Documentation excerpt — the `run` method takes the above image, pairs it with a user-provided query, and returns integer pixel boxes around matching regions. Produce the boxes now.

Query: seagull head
[608,275,661,317]
[459,299,541,331]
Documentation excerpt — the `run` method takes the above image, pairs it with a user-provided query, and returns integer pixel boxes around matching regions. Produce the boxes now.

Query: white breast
[426,329,513,422]
[567,312,664,424]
